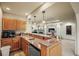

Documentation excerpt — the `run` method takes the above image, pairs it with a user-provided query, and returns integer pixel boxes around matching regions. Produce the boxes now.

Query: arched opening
[71,2,79,55]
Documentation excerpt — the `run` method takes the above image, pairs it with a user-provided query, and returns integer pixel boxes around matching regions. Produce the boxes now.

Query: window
[66,26,72,35]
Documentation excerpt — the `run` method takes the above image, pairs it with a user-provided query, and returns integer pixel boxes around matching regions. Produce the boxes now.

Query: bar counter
[21,33,62,56]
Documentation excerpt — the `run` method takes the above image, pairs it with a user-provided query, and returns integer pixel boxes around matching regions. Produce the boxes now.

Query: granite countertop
[30,33,50,38]
[21,35,41,49]
[21,34,60,49]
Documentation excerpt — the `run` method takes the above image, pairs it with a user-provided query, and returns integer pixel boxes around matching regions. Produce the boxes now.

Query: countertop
[30,33,50,38]
[21,34,60,49]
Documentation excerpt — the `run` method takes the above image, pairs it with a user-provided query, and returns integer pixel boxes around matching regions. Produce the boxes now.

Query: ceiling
[30,2,76,24]
[1,2,43,17]
[71,2,79,13]
[0,2,76,23]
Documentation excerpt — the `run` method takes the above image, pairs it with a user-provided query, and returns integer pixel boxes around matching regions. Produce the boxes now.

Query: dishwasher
[29,44,40,56]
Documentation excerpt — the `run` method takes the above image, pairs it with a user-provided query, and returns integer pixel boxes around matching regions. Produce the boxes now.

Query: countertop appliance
[2,30,16,38]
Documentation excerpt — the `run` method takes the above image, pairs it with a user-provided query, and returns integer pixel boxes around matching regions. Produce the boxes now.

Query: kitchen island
[21,33,62,56]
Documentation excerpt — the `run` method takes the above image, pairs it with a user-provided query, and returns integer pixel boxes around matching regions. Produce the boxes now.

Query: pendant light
[42,11,46,24]
[42,11,47,35]
[34,16,36,25]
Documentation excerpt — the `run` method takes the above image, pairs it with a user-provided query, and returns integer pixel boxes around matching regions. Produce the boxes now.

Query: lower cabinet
[1,38,13,48]
[21,38,29,56]
[1,37,29,56]
[1,37,21,52]
[11,37,21,51]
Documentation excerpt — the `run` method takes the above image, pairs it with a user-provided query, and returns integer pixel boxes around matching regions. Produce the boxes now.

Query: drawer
[1,39,12,47]
[2,42,12,47]
[1,39,12,42]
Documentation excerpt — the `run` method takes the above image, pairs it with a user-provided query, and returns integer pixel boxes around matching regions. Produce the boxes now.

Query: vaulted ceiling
[0,2,76,23]
[30,2,76,23]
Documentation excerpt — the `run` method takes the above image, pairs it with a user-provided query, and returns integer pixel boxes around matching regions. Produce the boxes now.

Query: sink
[29,37,35,40]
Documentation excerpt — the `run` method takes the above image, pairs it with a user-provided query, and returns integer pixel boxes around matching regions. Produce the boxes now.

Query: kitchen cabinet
[41,43,61,56]
[16,20,26,31]
[21,38,29,56]
[1,38,12,47]
[11,37,21,51]
[3,18,26,31]
[21,21,26,31]
[16,20,21,30]
[41,44,47,56]
[1,37,21,52]
[1,38,13,51]
[3,18,16,30]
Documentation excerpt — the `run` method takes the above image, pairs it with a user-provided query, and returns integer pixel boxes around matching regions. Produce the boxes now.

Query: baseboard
[61,38,75,41]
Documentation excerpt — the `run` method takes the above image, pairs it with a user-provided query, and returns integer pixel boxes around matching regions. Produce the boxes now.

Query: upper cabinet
[21,21,26,31]
[16,20,26,31]
[3,18,16,30]
[2,18,26,31]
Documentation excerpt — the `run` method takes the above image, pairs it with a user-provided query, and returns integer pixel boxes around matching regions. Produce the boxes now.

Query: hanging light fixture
[42,20,45,23]
[42,11,47,35]
[34,16,36,24]
[42,11,46,24]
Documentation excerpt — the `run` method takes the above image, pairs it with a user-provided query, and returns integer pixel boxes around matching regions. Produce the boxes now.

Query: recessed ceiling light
[34,23,36,25]
[56,20,60,22]
[42,20,46,24]
[27,15,31,19]
[25,13,28,16]
[6,7,11,10]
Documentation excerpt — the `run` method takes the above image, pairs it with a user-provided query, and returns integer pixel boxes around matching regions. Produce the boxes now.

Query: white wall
[75,13,79,55]
[60,21,76,40]
[26,2,76,41]
[70,3,79,55]
[0,6,2,48]
[26,20,32,33]
[31,19,76,41]
[0,7,2,39]
[36,19,76,40]
[3,13,26,20]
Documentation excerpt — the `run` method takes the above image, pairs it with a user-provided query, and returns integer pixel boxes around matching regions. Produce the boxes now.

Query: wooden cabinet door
[23,42,29,56]
[16,20,21,30]
[16,20,26,31]
[1,38,13,51]
[3,18,10,30]
[1,38,12,47]
[1,37,20,52]
[22,38,29,56]
[10,19,16,30]
[3,18,16,30]
[12,37,20,51]
[21,21,26,31]
[41,44,47,56]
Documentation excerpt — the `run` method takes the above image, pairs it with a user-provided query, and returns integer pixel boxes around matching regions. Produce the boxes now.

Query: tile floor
[10,50,25,56]
[61,39,75,56]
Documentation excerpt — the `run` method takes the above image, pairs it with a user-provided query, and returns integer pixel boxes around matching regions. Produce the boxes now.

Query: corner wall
[0,7,2,39]
[0,6,2,48]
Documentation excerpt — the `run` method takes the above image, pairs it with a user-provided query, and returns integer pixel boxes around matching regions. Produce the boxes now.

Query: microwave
[2,30,16,38]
